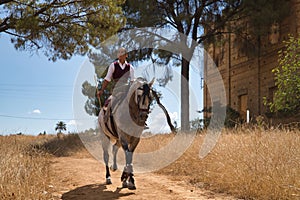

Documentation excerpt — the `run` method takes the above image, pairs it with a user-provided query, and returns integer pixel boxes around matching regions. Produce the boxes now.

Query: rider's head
[117,47,128,63]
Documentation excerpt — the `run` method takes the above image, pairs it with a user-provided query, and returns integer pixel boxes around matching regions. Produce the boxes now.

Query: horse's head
[128,78,154,124]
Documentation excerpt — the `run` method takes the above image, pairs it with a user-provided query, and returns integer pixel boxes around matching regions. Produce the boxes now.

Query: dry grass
[43,129,299,199]
[157,128,300,199]
[0,133,89,200]
[1,128,299,199]
[35,133,89,157]
[0,135,52,200]
[136,133,176,153]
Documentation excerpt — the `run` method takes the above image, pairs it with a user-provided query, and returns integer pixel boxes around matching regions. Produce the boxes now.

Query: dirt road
[49,156,236,200]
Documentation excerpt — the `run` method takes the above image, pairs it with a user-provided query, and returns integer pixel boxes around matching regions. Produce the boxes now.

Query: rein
[137,84,151,113]
[151,89,176,133]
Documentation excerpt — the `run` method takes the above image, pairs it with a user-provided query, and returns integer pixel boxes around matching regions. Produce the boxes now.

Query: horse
[98,77,155,190]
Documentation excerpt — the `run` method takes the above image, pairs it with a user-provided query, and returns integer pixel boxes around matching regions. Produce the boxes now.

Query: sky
[0,34,203,135]
[0,34,85,135]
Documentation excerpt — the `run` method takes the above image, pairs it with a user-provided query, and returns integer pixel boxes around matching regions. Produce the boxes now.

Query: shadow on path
[61,184,135,200]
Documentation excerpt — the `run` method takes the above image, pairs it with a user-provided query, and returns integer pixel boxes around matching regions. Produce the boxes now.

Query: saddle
[102,92,127,138]
[103,91,125,120]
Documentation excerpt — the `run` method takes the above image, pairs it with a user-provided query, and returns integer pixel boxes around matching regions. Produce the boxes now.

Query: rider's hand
[97,89,103,100]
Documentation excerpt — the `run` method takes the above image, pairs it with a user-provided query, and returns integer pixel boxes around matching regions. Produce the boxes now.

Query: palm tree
[55,121,66,133]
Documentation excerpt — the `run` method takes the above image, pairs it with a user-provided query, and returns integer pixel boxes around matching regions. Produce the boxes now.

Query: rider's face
[118,53,127,63]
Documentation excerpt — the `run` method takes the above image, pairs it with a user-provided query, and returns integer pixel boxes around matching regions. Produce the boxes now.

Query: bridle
[136,83,152,116]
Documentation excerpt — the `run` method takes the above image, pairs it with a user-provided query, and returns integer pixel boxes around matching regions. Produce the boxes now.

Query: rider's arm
[97,63,114,97]
[104,63,115,82]
[99,79,109,93]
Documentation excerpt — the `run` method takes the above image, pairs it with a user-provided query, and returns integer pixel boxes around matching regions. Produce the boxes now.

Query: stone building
[204,0,300,122]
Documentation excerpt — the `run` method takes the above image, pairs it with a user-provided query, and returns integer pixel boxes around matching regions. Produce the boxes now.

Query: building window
[239,94,248,121]
[269,23,280,44]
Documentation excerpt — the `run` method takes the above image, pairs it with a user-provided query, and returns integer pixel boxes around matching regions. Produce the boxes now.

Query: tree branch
[4,30,42,48]
[197,4,242,44]
[0,0,13,5]
[0,17,9,32]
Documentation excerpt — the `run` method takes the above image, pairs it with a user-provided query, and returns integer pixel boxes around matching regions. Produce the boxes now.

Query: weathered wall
[204,0,300,122]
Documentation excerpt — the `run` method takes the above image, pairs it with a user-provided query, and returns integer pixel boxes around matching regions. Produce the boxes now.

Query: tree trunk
[181,58,190,131]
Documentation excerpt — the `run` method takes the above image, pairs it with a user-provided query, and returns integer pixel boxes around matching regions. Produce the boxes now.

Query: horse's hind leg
[110,142,119,171]
[101,135,112,184]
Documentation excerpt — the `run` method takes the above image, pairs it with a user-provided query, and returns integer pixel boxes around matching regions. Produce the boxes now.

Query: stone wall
[204,0,300,122]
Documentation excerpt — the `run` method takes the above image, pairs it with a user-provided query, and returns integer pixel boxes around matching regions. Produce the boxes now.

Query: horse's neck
[128,94,144,125]
[113,82,147,128]
[111,94,144,137]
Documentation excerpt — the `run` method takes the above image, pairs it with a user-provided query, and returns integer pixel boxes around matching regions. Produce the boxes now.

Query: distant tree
[190,117,203,132]
[81,66,114,116]
[55,121,66,133]
[81,80,99,116]
[0,0,126,61]
[197,105,240,129]
[264,35,300,115]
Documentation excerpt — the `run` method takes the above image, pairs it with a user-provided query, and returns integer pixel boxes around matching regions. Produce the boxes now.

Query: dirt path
[49,156,236,200]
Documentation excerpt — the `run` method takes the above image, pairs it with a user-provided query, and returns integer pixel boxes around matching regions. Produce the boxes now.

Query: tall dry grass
[36,133,88,157]
[0,135,51,200]
[2,128,297,199]
[157,128,300,199]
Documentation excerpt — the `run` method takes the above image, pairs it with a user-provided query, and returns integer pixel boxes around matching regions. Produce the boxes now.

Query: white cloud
[66,120,78,133]
[30,109,41,114]
[147,107,178,134]
[66,120,77,126]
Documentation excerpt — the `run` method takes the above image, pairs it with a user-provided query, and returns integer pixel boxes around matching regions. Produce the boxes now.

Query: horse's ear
[148,77,155,88]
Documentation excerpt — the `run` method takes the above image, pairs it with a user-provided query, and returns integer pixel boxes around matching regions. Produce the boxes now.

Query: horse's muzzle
[139,110,149,121]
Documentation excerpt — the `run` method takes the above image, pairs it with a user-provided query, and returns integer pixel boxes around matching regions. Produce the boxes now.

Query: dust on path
[49,156,236,200]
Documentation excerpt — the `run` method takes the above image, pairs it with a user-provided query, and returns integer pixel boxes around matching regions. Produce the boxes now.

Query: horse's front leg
[120,150,135,190]
[120,137,140,190]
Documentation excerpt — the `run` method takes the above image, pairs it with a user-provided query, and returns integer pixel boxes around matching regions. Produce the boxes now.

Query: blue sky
[0,34,86,135]
[0,34,203,135]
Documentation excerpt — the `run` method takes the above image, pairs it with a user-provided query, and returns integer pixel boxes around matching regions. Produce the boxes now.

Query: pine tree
[0,0,126,61]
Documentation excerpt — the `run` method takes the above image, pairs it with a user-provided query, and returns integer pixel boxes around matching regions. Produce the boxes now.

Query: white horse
[98,78,155,190]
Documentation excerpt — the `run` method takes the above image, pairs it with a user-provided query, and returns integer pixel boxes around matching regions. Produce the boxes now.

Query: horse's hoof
[110,165,118,172]
[122,181,128,188]
[106,178,112,185]
[127,182,136,190]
